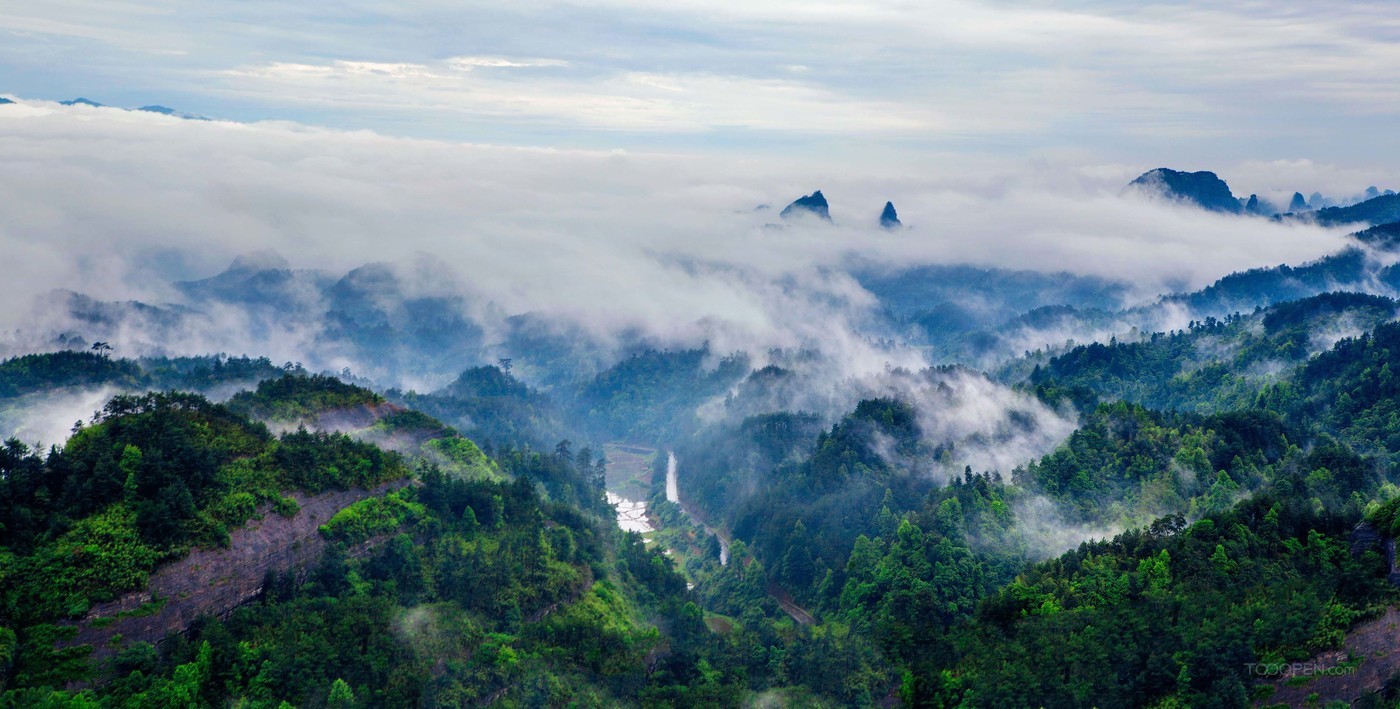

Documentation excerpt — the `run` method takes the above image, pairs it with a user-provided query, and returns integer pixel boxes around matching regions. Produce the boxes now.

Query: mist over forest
[6,1,1400,707]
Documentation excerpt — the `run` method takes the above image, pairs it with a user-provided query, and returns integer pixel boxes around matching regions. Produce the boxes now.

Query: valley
[5,62,1400,705]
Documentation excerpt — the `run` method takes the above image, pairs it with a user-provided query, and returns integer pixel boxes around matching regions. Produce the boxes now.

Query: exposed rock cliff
[879,201,902,229]
[1126,168,1242,213]
[63,479,410,665]
[780,190,832,221]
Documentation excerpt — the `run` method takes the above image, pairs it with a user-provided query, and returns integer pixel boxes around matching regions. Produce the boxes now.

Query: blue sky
[5,0,1400,168]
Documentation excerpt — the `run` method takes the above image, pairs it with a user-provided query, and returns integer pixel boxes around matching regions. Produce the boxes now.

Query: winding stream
[667,452,729,566]
[611,450,811,623]
[604,448,727,565]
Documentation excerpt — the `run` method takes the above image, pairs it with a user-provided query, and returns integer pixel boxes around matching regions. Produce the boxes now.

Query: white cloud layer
[0,101,1355,380]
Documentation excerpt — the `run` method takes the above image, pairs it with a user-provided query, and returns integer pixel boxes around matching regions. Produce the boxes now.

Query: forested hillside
[1030,292,1397,412]
[10,2,1400,701]
[10,227,1400,707]
[0,365,896,706]
[656,297,1400,707]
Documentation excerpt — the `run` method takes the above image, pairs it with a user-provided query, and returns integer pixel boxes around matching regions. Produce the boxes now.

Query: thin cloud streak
[0,1,1397,164]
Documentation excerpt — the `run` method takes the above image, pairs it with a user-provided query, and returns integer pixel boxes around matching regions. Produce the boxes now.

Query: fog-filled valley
[7,87,1400,707]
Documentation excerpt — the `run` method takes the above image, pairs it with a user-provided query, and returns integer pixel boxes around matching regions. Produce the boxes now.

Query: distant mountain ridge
[780,190,832,221]
[1127,168,1242,213]
[1125,167,1392,219]
[135,104,210,120]
[1296,193,1400,227]
[53,96,209,120]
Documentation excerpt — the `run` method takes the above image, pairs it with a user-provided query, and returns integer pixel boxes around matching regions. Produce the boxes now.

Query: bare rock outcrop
[64,479,409,663]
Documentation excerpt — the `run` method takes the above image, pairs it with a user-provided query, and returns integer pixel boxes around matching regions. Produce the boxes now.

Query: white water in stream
[665,452,679,503]
[606,492,654,538]
[667,452,728,566]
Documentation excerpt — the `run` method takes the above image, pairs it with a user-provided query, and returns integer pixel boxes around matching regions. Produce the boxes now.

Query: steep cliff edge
[64,479,410,663]
[1257,607,1400,707]
[1254,524,1400,705]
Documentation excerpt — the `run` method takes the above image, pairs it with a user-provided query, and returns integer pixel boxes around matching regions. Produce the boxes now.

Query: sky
[1,0,1397,459]
[0,0,1391,386]
[4,0,1400,170]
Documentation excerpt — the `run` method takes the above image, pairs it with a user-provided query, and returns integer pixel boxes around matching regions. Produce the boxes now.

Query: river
[666,452,728,566]
[665,452,679,503]
[606,492,654,542]
[603,448,727,564]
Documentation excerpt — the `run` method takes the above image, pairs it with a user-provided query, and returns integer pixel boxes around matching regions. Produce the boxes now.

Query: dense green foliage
[81,466,628,707]
[15,254,1400,707]
[568,347,750,443]
[388,365,573,450]
[1011,402,1371,524]
[139,355,298,392]
[1266,319,1400,468]
[0,392,410,680]
[0,351,143,398]
[0,377,899,707]
[667,306,1400,707]
[226,373,385,423]
[1031,292,1397,412]
[1165,248,1376,316]
[0,351,295,402]
[950,496,1390,707]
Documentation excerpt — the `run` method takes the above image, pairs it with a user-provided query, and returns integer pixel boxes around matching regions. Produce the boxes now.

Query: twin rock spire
[777,190,902,229]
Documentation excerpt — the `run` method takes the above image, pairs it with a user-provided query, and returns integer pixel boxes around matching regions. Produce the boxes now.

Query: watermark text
[1245,662,1357,678]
